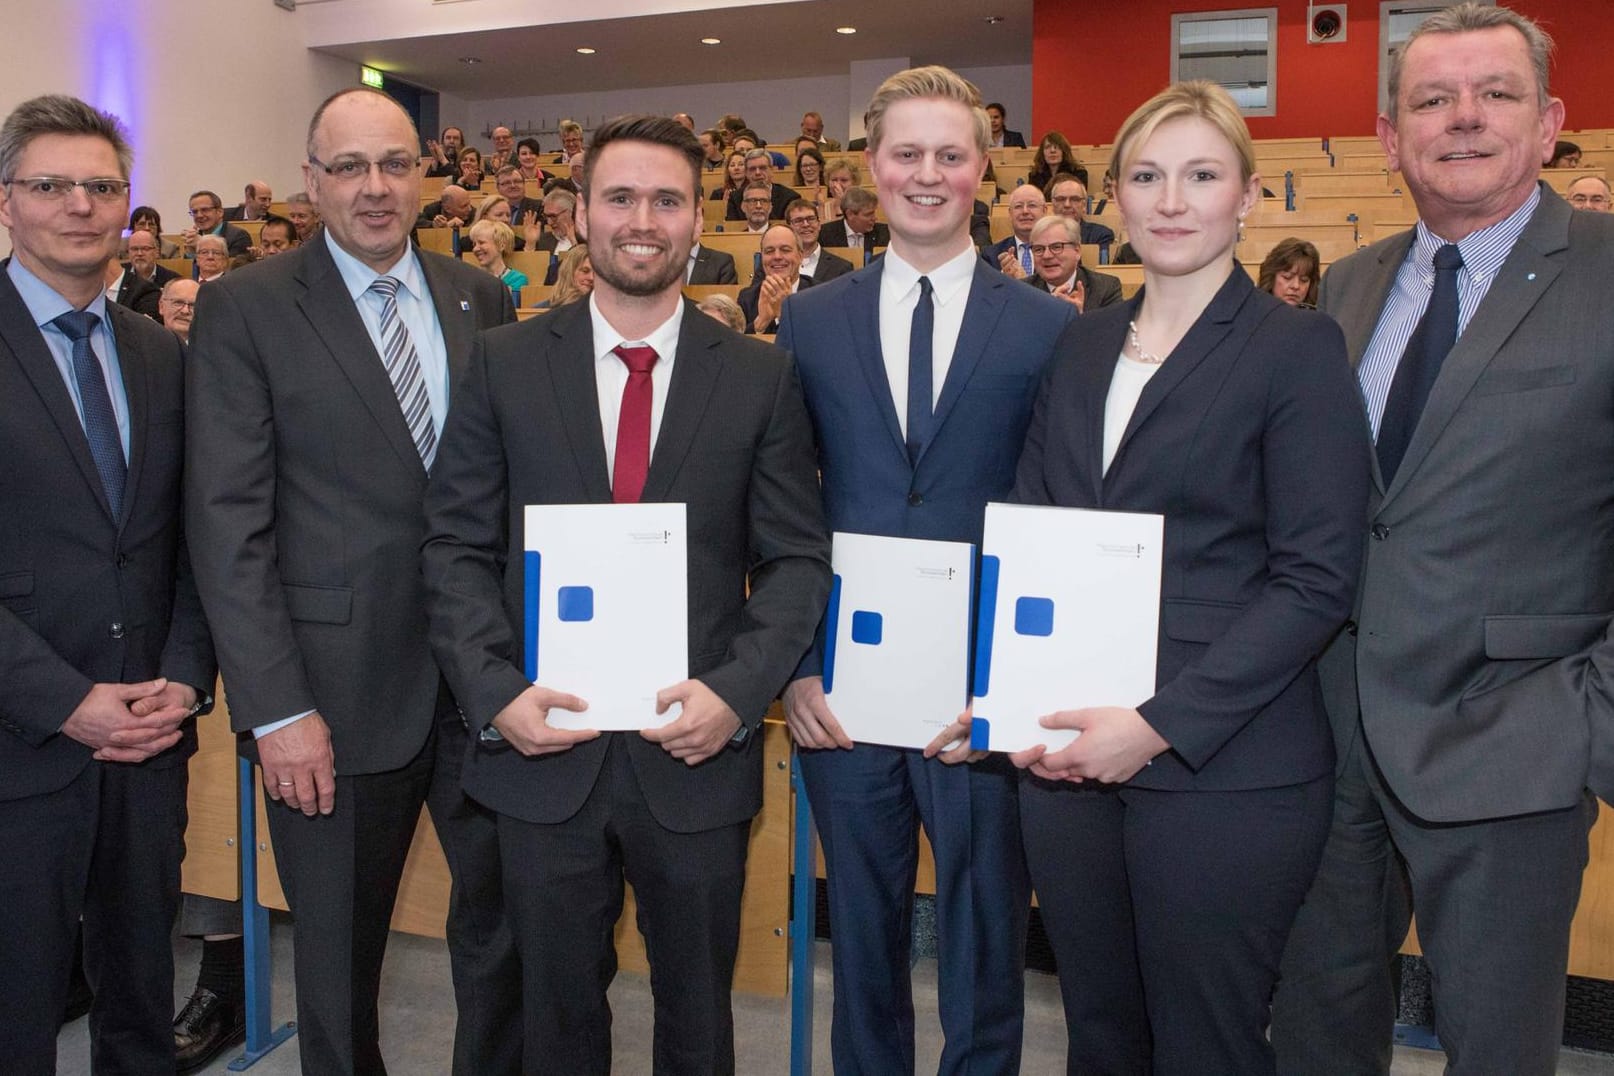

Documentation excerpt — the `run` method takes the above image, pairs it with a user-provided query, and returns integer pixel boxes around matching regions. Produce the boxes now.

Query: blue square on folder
[556,586,594,622]
[850,610,883,645]
[1015,597,1054,637]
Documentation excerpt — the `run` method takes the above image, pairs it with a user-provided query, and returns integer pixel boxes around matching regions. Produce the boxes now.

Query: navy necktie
[1378,243,1463,485]
[906,276,936,465]
[52,310,126,517]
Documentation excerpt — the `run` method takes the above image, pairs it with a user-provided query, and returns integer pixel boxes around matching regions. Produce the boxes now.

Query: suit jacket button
[109,622,124,639]
[1345,619,1358,636]
[116,553,129,568]
[1370,523,1389,540]
[907,491,923,507]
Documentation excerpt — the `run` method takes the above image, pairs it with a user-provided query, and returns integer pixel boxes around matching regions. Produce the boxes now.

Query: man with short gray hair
[1272,5,1614,1073]
[1567,174,1611,211]
[818,185,890,252]
[725,147,794,222]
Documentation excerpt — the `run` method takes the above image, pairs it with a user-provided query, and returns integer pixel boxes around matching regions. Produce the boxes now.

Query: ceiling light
[836,26,857,35]
[459,56,482,65]
[701,37,721,45]
[576,46,596,55]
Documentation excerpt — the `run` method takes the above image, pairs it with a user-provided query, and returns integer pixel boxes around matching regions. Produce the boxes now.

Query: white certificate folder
[823,533,976,749]
[523,503,688,730]
[970,502,1163,754]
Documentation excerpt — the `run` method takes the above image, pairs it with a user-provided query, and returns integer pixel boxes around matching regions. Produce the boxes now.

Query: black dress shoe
[173,988,246,1073]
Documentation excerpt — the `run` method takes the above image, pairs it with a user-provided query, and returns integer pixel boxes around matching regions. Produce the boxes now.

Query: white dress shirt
[879,244,977,438]
[589,294,684,484]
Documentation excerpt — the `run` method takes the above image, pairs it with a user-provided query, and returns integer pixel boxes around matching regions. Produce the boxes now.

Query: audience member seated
[103,253,160,319]
[738,225,810,334]
[533,189,579,252]
[255,214,298,257]
[794,146,827,198]
[1026,214,1123,313]
[785,198,853,284]
[1047,176,1115,249]
[456,146,485,190]
[1567,174,1612,211]
[1092,170,1116,216]
[1548,139,1581,167]
[986,101,1027,148]
[487,125,515,172]
[971,197,993,248]
[542,153,584,197]
[983,183,1047,278]
[718,113,748,145]
[515,137,550,182]
[801,110,841,151]
[424,125,464,177]
[468,219,528,306]
[183,189,251,258]
[1112,241,1141,264]
[699,128,727,171]
[823,159,859,221]
[124,227,179,289]
[494,165,546,241]
[474,194,541,253]
[697,293,747,333]
[541,243,593,307]
[673,112,696,131]
[222,180,272,222]
[418,184,474,231]
[737,183,776,234]
[713,151,748,205]
[818,185,888,254]
[193,234,230,282]
[1027,131,1084,194]
[119,206,180,259]
[726,149,796,221]
[554,120,585,163]
[687,239,740,285]
[285,193,320,242]
[158,278,199,340]
[1256,236,1320,308]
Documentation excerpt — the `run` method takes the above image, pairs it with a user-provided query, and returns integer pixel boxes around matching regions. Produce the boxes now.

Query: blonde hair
[473,194,512,227]
[696,293,746,333]
[468,218,514,254]
[550,243,592,307]
[1109,80,1256,188]
[863,65,990,154]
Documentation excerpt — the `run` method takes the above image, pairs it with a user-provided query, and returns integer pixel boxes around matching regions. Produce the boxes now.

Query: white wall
[460,63,1031,155]
[0,0,356,255]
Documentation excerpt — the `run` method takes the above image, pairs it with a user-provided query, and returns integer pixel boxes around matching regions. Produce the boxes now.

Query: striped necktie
[368,276,437,470]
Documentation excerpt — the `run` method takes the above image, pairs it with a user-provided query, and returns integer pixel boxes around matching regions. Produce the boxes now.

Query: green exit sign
[361,66,384,88]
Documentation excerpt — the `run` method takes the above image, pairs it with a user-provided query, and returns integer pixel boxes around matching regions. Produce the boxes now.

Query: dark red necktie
[612,344,659,503]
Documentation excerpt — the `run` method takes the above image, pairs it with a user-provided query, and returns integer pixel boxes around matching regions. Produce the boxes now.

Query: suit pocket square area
[0,569,35,599]
[283,583,355,625]
[1483,613,1611,660]
[1471,364,1576,397]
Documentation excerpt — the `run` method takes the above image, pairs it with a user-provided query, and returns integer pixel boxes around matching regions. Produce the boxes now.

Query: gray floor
[55,922,1614,1074]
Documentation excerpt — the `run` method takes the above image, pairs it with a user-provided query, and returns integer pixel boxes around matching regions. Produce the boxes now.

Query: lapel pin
[1526,273,1537,281]
[460,300,470,311]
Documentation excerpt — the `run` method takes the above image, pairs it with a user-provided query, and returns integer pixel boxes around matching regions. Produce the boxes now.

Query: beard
[591,236,687,298]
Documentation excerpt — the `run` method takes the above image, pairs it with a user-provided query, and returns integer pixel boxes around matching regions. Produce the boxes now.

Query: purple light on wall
[88,20,143,200]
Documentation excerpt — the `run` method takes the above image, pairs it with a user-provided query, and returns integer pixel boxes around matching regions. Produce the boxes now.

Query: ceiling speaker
[1308,4,1347,44]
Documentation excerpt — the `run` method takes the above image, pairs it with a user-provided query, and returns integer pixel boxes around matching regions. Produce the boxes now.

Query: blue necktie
[1378,243,1463,484]
[1018,242,1033,276]
[906,276,935,465]
[52,310,126,517]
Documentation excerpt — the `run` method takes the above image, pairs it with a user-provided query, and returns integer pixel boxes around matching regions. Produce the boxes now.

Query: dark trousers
[0,759,188,1076]
[799,744,1030,1076]
[1272,726,1594,1076]
[265,697,519,1076]
[1022,773,1333,1076]
[496,734,751,1076]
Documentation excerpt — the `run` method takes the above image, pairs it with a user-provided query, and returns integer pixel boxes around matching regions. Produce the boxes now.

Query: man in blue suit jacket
[778,67,1073,1075]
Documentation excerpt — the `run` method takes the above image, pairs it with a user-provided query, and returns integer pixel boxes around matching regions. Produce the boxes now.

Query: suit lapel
[0,267,120,521]
[1107,267,1252,481]
[417,249,474,385]
[108,303,149,529]
[641,302,721,503]
[1083,296,1134,505]
[542,303,612,501]
[845,262,909,462]
[1325,232,1410,497]
[922,262,1007,464]
[1382,189,1570,508]
[293,238,426,478]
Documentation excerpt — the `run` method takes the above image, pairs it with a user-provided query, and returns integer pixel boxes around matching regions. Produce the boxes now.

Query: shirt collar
[325,230,426,304]
[883,242,977,307]
[1412,184,1540,287]
[589,293,685,366]
[7,257,111,329]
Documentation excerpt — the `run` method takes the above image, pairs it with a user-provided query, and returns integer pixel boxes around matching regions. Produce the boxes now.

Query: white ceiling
[312,0,1033,98]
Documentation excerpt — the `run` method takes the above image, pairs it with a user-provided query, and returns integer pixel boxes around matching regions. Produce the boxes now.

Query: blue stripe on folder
[970,717,992,752]
[822,574,843,693]
[972,555,1000,697]
[524,550,541,681]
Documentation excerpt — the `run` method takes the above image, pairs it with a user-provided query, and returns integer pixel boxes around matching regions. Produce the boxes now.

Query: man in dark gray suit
[1272,6,1611,1073]
[784,199,854,285]
[1025,214,1122,312]
[0,93,214,1074]
[187,86,520,1075]
[422,114,829,1074]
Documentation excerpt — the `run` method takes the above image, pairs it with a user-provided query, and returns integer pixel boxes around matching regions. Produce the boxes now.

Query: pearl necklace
[1127,320,1168,365]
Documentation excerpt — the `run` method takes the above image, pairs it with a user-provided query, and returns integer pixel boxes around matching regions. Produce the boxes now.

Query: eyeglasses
[1569,193,1610,207]
[188,204,221,217]
[1029,242,1072,256]
[787,216,819,228]
[4,176,130,202]
[308,155,416,182]
[542,210,570,223]
[162,299,197,311]
[743,198,771,207]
